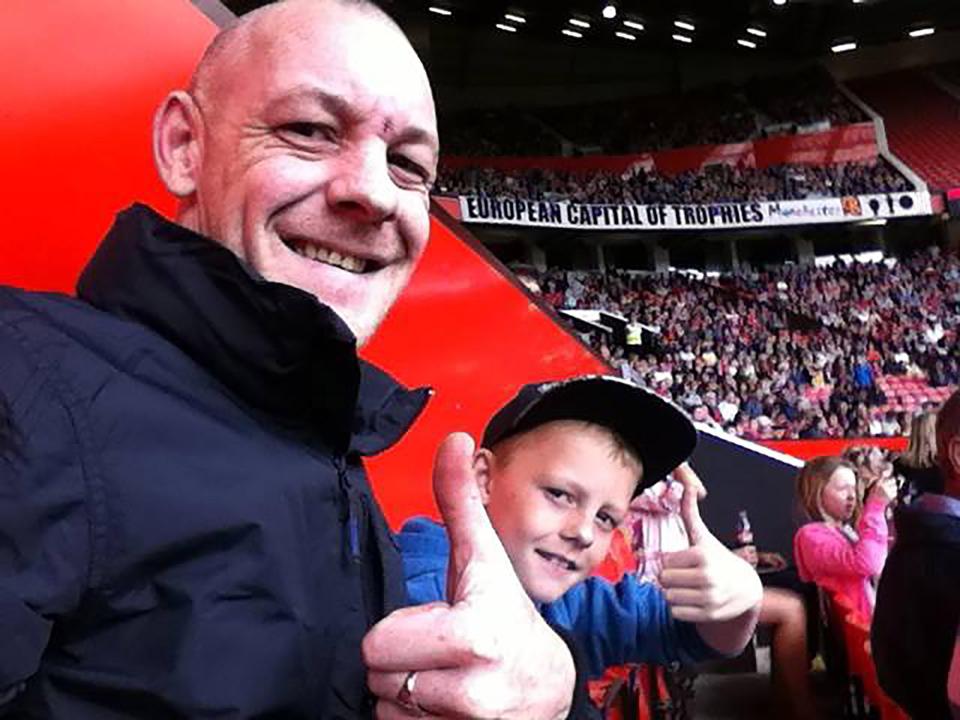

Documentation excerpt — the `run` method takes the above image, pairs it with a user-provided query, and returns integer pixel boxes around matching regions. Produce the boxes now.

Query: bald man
[873,388,960,719]
[0,1,580,717]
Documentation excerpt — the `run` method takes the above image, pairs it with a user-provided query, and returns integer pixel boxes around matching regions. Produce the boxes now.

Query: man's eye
[278,122,335,142]
[389,153,430,184]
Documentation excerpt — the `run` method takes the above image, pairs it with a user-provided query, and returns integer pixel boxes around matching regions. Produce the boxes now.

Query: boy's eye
[545,488,574,505]
[596,512,619,531]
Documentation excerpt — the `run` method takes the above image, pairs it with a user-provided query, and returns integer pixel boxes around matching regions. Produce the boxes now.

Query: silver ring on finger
[396,670,426,717]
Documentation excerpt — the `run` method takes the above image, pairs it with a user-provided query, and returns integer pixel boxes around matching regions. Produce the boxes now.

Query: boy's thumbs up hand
[659,464,763,624]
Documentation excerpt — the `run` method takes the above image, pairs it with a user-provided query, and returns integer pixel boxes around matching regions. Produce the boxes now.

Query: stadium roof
[220,0,960,58]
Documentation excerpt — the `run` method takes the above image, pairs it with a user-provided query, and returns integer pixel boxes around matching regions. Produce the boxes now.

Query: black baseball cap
[481,375,697,493]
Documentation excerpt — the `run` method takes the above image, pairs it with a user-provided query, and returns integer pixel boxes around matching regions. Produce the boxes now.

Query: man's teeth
[293,241,367,273]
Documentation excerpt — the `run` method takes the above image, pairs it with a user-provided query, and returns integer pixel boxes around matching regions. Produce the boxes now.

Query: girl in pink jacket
[793,456,896,617]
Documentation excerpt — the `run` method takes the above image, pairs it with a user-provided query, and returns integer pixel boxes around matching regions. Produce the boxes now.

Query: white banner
[456,192,933,231]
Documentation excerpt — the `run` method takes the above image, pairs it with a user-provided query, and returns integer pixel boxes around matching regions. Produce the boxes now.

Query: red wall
[0,0,214,292]
[761,436,907,461]
[362,215,607,526]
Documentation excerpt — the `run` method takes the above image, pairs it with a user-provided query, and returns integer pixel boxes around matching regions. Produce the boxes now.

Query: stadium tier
[440,69,866,157]
[850,70,960,192]
[528,249,959,442]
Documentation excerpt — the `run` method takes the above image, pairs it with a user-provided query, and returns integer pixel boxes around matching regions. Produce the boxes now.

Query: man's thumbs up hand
[659,464,763,625]
[363,433,577,719]
[433,432,526,606]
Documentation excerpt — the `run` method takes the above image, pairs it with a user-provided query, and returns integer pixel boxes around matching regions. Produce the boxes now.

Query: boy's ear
[474,448,494,504]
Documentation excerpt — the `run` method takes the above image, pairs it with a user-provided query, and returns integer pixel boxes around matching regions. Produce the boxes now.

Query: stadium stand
[440,108,563,156]
[850,70,960,191]
[438,69,866,157]
[528,248,959,441]
[748,70,867,130]
[432,70,914,209]
[434,159,911,205]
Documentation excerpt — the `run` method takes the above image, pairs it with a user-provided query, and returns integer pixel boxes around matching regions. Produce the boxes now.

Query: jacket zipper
[334,455,362,563]
[335,453,379,647]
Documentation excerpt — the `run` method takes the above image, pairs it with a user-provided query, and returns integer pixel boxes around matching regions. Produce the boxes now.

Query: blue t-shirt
[396,517,721,679]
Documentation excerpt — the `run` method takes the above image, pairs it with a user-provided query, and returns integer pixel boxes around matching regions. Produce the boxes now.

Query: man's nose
[325,144,398,223]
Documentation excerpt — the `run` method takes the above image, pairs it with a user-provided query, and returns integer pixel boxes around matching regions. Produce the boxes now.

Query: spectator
[853,355,874,389]
[793,456,894,617]
[873,389,960,719]
[731,543,818,720]
[880,411,902,436]
[718,392,741,425]
[894,411,944,502]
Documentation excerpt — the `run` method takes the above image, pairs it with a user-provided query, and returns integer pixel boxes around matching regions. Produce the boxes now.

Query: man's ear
[153,91,203,198]
[474,448,494,504]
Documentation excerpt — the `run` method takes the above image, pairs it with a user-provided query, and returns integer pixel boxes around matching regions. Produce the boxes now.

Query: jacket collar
[914,493,960,519]
[894,495,960,546]
[77,204,428,455]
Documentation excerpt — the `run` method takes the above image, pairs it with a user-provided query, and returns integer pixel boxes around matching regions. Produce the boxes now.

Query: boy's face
[480,421,639,604]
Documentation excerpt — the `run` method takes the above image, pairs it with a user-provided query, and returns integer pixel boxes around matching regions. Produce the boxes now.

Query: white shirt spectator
[652,369,674,386]
[881,416,902,436]
[718,398,740,424]
[925,321,945,345]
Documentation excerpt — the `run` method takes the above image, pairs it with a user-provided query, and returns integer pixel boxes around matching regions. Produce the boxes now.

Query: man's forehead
[252,15,436,131]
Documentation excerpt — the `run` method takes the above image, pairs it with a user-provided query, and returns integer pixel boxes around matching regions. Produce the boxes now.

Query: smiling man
[159,0,438,344]
[0,1,582,718]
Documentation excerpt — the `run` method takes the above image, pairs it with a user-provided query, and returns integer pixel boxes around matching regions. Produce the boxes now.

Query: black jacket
[872,496,960,720]
[892,457,944,503]
[0,205,429,718]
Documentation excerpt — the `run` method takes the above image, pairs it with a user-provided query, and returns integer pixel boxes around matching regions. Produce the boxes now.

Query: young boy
[398,376,763,678]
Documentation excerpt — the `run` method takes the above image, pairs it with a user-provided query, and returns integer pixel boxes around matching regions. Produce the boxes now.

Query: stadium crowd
[748,71,865,131]
[531,248,960,440]
[540,90,757,156]
[440,109,563,157]
[434,160,911,206]
[440,70,865,157]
